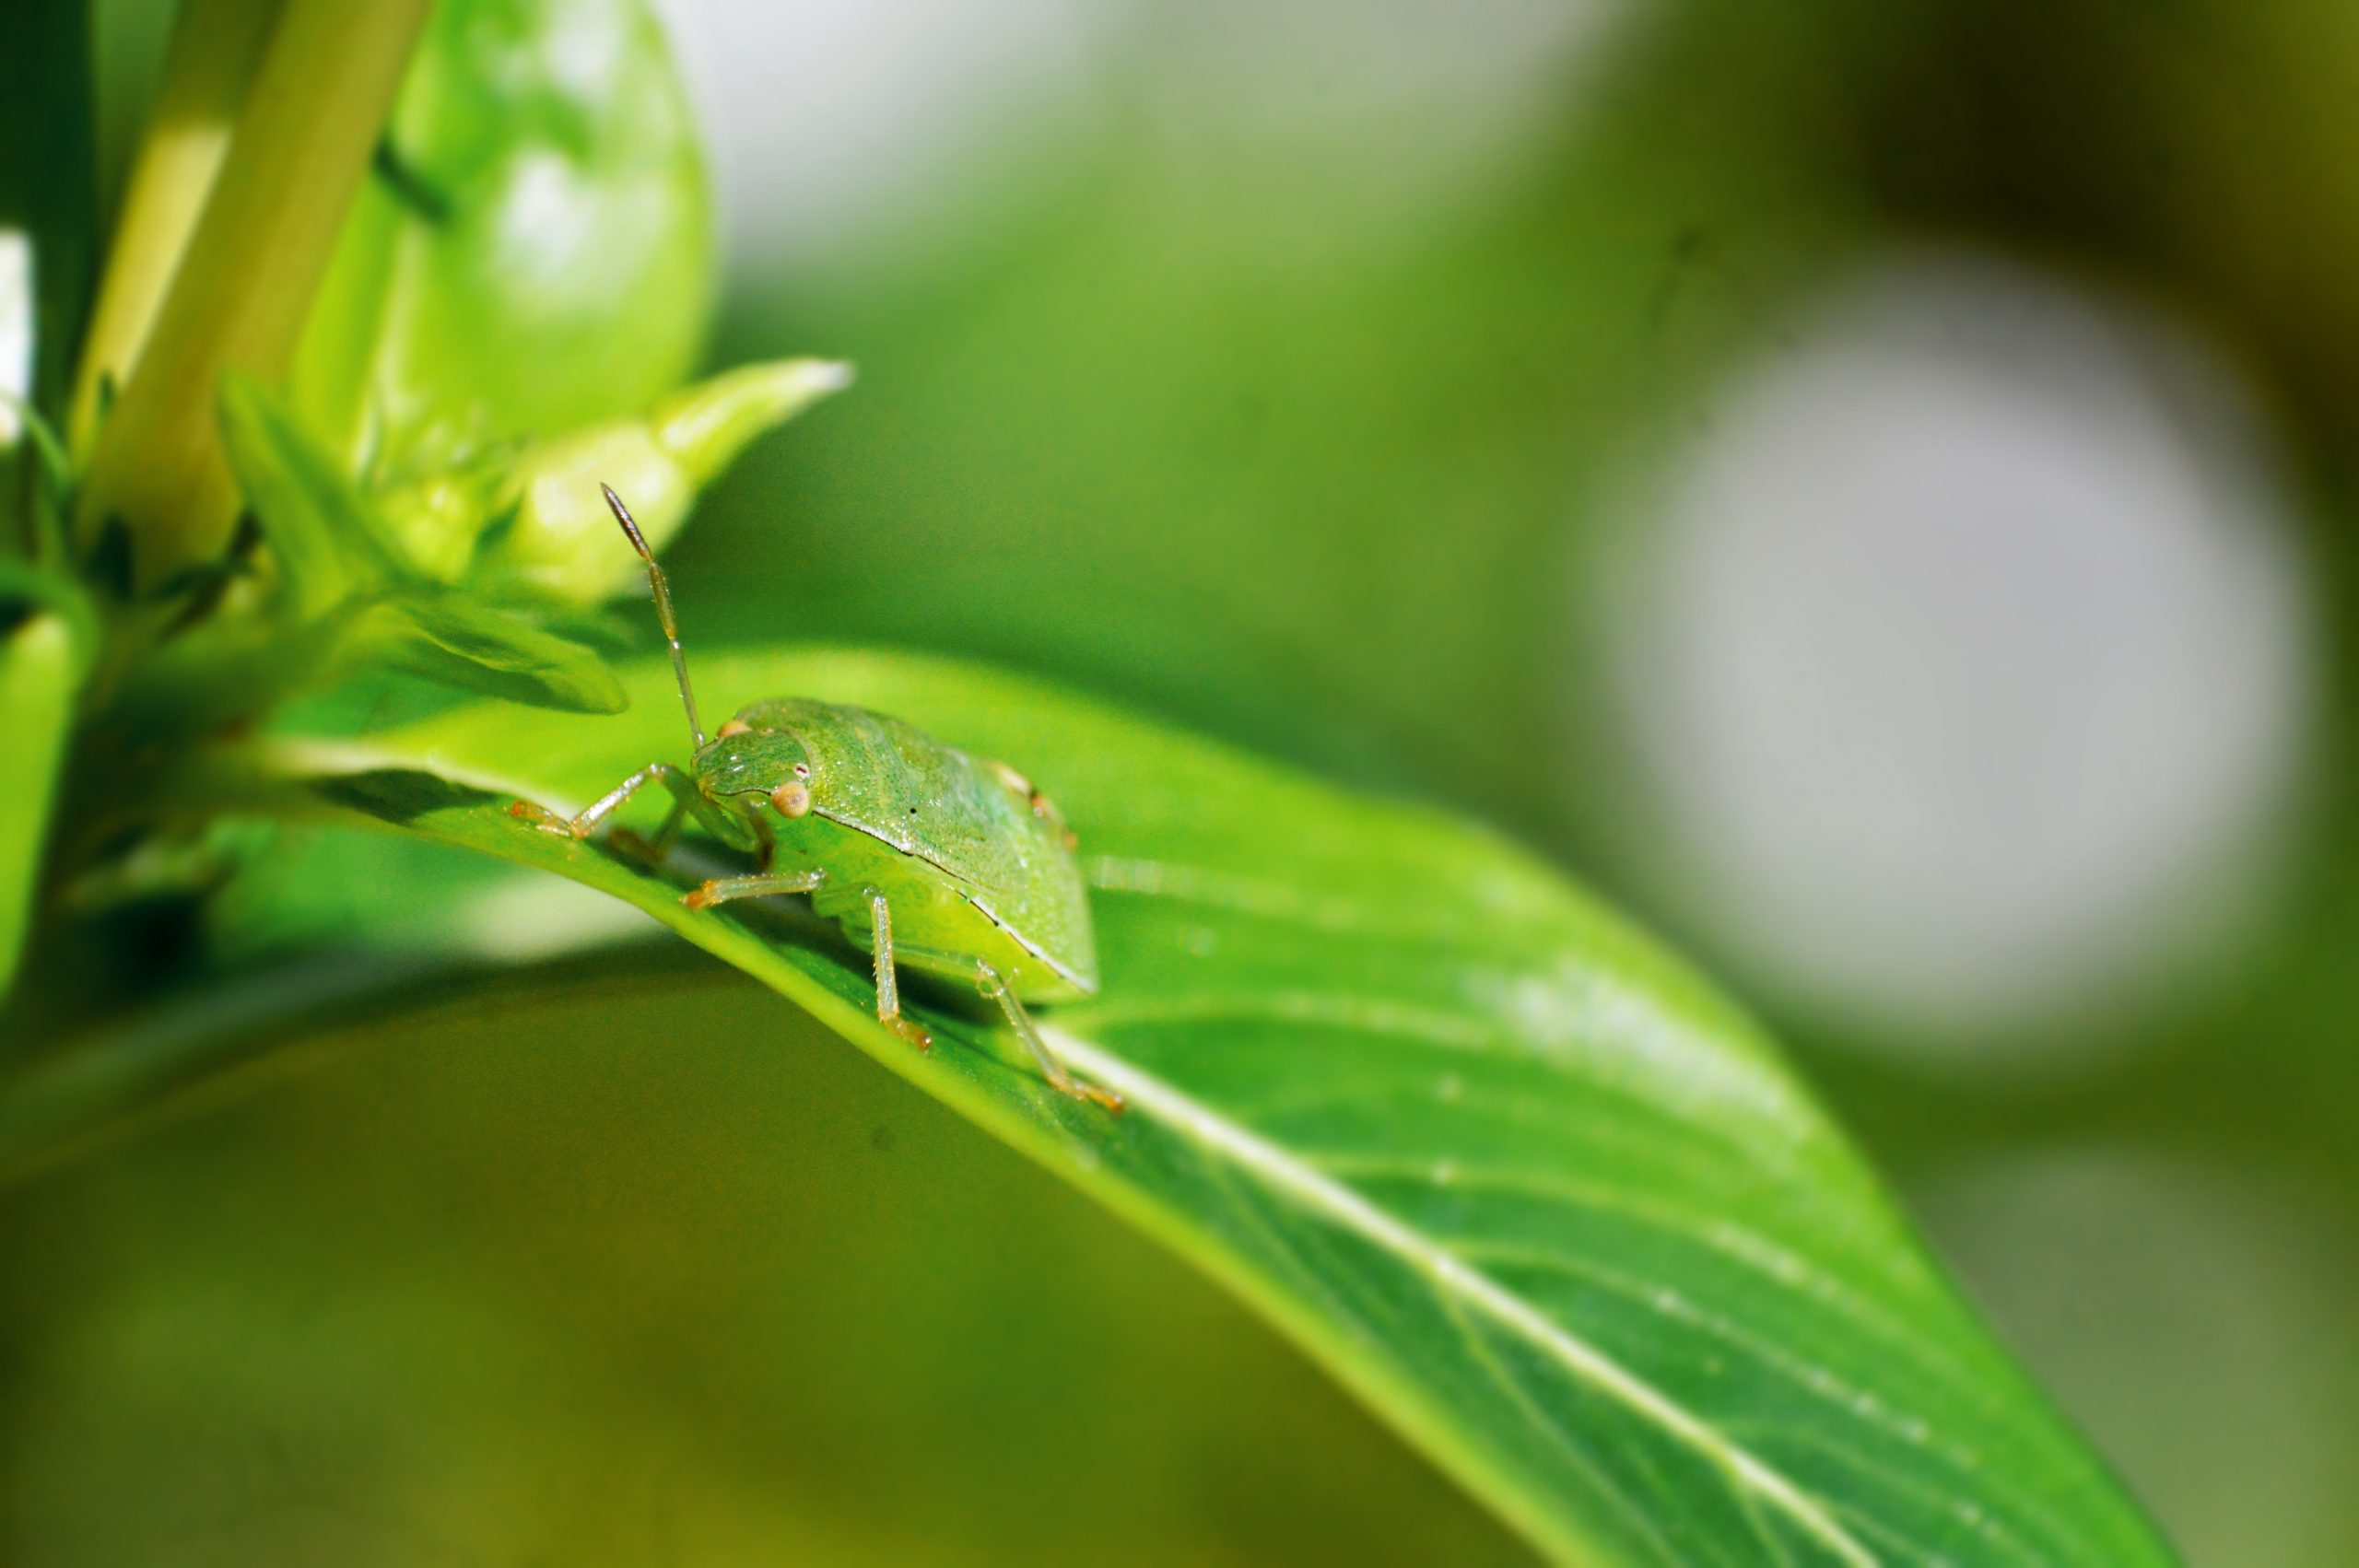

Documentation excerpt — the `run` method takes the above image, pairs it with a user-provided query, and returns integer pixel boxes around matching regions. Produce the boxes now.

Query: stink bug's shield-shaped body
[698,699,1097,1002]
[512,486,1120,1112]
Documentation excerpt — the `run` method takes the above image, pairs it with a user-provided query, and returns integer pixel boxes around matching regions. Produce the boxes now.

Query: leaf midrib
[1045,1026,1883,1568]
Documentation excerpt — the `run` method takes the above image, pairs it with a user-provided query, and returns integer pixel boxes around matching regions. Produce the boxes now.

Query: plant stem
[65,0,283,462]
[72,0,429,592]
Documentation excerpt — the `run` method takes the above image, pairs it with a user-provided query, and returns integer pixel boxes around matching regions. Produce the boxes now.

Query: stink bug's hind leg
[987,759,1079,849]
[862,887,934,1052]
[611,795,692,868]
[975,962,1124,1114]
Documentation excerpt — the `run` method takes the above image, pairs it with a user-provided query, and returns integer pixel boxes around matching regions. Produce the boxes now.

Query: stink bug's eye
[770,781,812,817]
[718,719,752,737]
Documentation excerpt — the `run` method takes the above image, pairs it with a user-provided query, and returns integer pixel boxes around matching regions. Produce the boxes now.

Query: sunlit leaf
[261,647,2174,1566]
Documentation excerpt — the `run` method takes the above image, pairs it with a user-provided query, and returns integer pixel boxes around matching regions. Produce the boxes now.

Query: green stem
[65,0,283,462]
[72,0,429,592]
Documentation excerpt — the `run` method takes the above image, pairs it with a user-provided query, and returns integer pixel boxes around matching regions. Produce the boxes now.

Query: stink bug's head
[696,720,818,817]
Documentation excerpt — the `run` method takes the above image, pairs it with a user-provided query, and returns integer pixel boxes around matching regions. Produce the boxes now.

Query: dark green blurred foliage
[0,0,96,424]
[0,977,1529,1564]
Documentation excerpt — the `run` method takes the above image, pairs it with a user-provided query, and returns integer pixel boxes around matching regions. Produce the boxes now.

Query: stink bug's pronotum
[512,486,1121,1112]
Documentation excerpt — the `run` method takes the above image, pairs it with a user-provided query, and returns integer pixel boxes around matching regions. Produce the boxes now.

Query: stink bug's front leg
[512,763,711,848]
[683,867,826,909]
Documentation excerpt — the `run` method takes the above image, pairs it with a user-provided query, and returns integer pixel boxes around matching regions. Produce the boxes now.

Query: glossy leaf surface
[263,647,2176,1566]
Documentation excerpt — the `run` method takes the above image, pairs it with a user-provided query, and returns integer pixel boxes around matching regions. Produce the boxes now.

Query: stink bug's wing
[745,698,1097,989]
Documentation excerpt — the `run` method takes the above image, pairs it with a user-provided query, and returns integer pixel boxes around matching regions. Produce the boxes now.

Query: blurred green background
[10,1,2359,1562]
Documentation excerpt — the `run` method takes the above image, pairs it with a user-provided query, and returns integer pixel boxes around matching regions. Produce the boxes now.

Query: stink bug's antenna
[604,483,706,749]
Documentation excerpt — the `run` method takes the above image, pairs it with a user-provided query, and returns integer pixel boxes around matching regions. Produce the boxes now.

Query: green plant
[0,3,2178,1562]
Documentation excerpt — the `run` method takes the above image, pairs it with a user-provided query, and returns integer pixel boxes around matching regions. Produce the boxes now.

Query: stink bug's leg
[974,961,1124,1114]
[988,758,1079,849]
[511,762,685,839]
[511,763,735,857]
[631,795,694,865]
[684,867,826,910]
[863,887,933,1052]
[608,790,688,868]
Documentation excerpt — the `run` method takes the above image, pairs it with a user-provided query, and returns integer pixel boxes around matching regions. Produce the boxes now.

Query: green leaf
[352,594,626,714]
[260,647,2173,1566]
[291,0,715,483]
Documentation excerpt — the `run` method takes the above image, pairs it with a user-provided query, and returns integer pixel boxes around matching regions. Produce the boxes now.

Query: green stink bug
[512,486,1121,1112]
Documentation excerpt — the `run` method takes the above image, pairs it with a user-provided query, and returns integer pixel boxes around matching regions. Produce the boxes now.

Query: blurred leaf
[217,373,403,617]
[3,393,77,566]
[247,647,2171,1566]
[207,825,631,966]
[0,974,1537,1565]
[353,594,626,714]
[291,0,714,483]
[0,610,79,998]
[0,553,94,644]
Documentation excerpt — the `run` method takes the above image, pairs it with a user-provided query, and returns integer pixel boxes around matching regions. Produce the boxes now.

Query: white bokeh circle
[1595,252,2314,1053]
